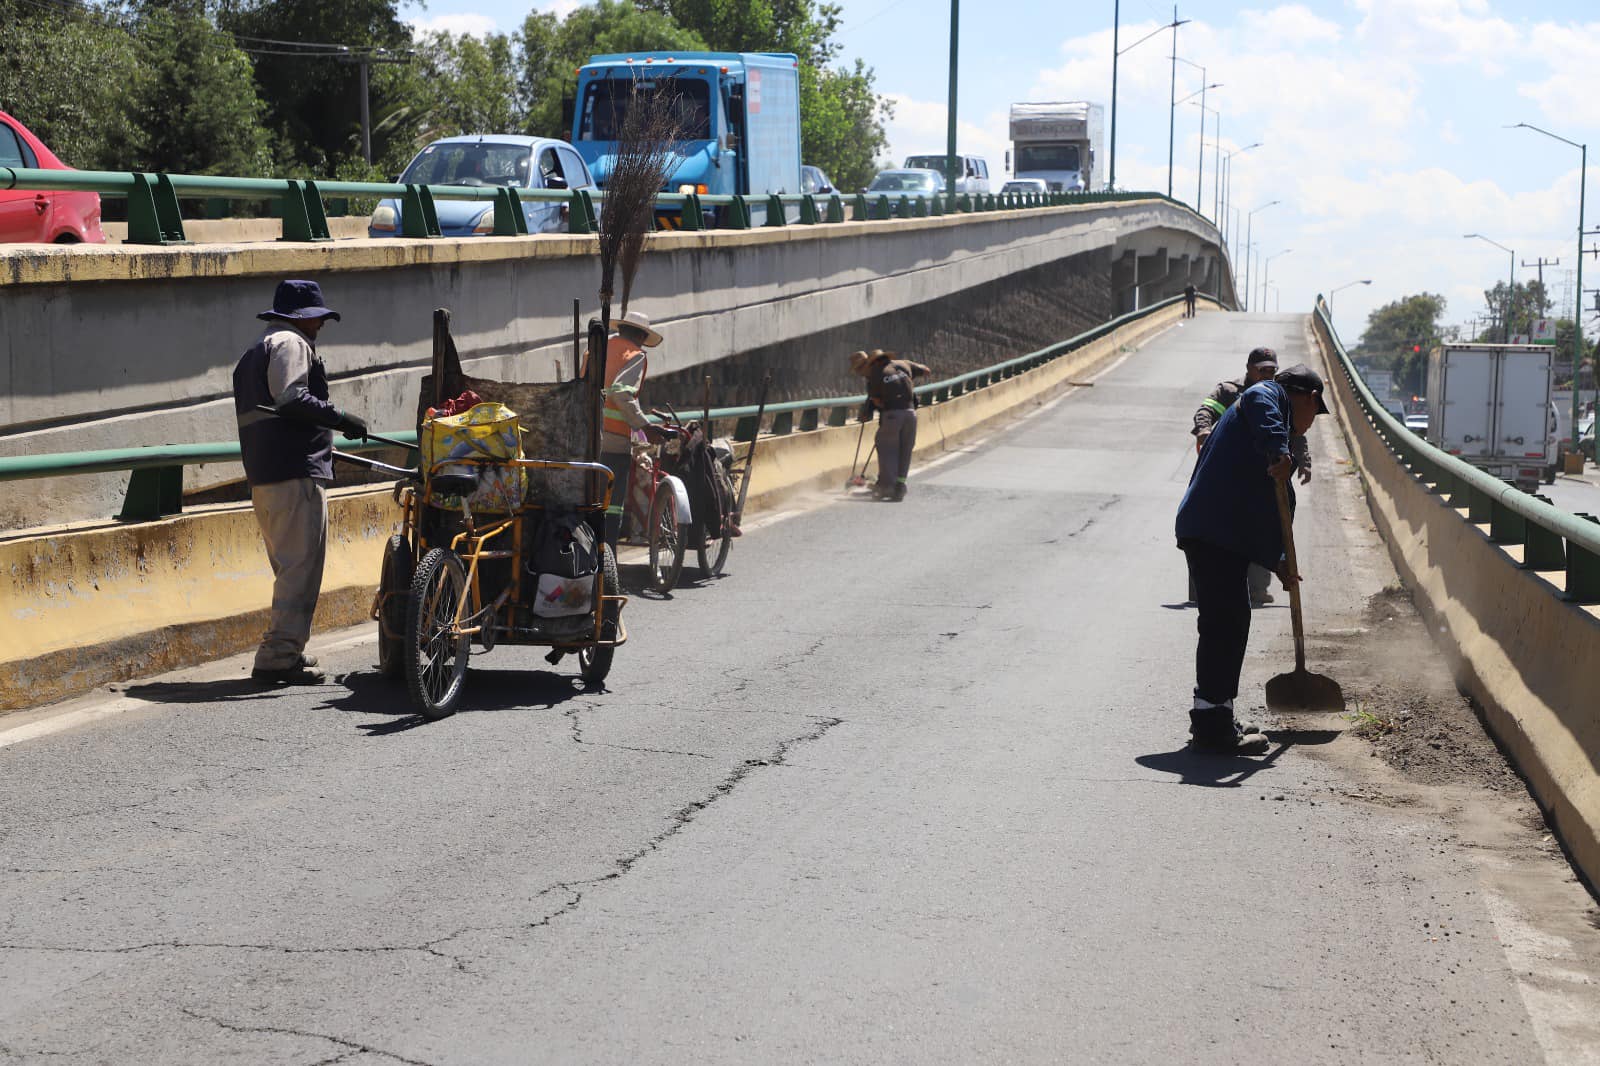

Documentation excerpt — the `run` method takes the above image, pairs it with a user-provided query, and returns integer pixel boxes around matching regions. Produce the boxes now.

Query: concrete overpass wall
[0,200,1229,528]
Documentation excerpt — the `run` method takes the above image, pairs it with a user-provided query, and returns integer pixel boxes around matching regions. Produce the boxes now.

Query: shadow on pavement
[322,665,598,734]
[122,678,280,704]
[1135,728,1342,787]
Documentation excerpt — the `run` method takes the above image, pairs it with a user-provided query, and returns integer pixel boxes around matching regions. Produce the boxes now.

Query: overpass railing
[0,164,1209,246]
[0,293,1191,522]
[1315,296,1600,602]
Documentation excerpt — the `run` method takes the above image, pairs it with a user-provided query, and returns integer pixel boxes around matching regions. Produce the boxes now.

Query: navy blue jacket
[1175,379,1295,568]
[232,326,339,485]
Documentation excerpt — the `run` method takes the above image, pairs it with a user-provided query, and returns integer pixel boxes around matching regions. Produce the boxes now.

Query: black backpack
[531,511,598,579]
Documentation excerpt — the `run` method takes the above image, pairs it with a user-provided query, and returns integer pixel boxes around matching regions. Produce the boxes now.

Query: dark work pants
[875,408,917,490]
[1183,540,1253,706]
[598,448,631,550]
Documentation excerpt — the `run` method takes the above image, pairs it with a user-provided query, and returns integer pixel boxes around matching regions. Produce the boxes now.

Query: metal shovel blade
[1264,667,1345,713]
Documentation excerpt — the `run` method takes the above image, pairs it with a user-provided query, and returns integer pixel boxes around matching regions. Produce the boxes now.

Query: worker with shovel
[1174,364,1328,754]
[852,349,932,501]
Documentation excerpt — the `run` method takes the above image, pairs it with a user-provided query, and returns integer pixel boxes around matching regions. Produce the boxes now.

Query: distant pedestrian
[233,280,369,686]
[852,348,932,501]
[1184,283,1197,318]
[1174,364,1329,754]
[1190,346,1313,606]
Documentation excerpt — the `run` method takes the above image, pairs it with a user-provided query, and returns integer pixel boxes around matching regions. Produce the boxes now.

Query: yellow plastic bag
[421,402,524,512]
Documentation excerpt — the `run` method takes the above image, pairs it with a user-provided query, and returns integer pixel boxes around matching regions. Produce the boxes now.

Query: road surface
[3,312,1598,1064]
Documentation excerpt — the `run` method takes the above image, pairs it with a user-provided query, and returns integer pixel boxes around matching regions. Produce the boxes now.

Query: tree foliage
[1354,292,1447,395]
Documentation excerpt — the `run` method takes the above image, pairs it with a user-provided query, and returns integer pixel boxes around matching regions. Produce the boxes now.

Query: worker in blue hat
[232,279,369,685]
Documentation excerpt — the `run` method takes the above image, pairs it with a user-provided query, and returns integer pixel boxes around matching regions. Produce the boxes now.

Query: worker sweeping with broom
[1174,364,1328,754]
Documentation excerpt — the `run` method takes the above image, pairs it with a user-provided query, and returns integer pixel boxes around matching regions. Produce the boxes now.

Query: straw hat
[849,348,893,376]
[616,309,663,347]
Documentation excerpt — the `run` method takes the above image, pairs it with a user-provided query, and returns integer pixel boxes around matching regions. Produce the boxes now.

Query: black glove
[334,410,368,441]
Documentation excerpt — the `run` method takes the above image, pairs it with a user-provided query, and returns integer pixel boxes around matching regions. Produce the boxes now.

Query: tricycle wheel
[648,483,686,593]
[696,521,732,579]
[377,534,412,679]
[405,547,469,720]
[579,543,620,684]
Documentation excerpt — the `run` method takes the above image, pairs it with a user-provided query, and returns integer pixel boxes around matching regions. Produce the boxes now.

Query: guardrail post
[1568,516,1600,602]
[826,406,849,427]
[279,179,332,242]
[799,195,820,224]
[958,193,972,213]
[118,467,183,521]
[1467,483,1493,524]
[930,196,945,217]
[727,196,752,229]
[734,414,760,441]
[875,195,892,220]
[799,408,820,432]
[126,173,187,245]
[771,411,795,436]
[1523,511,1567,571]
[765,194,786,226]
[1489,495,1525,545]
[401,185,441,237]
[826,195,846,223]
[851,193,869,221]
[567,189,597,234]
[491,187,529,235]
[680,193,704,230]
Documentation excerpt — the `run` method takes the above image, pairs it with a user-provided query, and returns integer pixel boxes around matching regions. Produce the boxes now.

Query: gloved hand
[334,410,368,441]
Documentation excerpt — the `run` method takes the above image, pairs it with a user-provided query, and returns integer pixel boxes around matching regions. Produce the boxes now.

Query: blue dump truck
[571,51,802,225]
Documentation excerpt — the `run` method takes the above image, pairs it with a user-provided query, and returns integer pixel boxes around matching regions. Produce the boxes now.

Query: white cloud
[407,12,499,38]
[1516,21,1600,128]
[881,93,1011,175]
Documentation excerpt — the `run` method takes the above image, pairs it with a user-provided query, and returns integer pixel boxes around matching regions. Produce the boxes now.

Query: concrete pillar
[1111,249,1139,315]
[1135,249,1169,309]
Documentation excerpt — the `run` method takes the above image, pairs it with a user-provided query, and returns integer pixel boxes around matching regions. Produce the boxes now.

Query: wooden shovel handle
[1273,478,1308,673]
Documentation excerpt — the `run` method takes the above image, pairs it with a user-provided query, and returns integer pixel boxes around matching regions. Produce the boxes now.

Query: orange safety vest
[601,334,648,443]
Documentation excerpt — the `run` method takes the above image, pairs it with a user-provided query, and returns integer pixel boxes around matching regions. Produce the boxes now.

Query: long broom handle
[1273,477,1307,673]
[733,370,772,524]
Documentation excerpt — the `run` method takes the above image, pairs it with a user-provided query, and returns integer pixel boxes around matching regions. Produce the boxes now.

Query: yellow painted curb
[1,304,1187,712]
[1313,313,1600,890]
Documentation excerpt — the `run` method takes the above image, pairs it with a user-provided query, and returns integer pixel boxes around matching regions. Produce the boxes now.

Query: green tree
[1355,292,1447,395]
[801,60,892,192]
[0,0,139,169]
[127,0,272,175]
[1480,279,1551,341]
[516,1,707,140]
[414,30,521,138]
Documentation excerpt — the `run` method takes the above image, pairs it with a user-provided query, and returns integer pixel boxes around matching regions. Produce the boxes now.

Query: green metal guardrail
[0,164,1212,245]
[0,293,1194,522]
[1315,296,1600,603]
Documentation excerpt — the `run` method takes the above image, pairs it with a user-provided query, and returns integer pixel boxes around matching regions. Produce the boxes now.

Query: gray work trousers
[250,478,328,670]
[875,408,918,490]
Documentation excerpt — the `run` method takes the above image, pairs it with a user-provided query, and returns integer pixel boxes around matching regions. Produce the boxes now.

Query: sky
[402,0,1600,346]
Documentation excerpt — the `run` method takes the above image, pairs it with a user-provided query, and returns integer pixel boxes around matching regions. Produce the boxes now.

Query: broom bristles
[597,76,686,326]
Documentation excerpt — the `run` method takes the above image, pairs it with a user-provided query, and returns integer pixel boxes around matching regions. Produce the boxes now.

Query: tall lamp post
[1172,82,1219,212]
[1261,248,1292,312]
[1243,200,1280,311]
[1327,278,1372,318]
[1219,141,1261,245]
[1189,100,1220,222]
[1463,233,1516,342]
[1109,6,1188,192]
[945,0,959,203]
[1510,121,1588,451]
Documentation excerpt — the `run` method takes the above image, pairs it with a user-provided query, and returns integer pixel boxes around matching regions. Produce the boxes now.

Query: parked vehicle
[800,164,835,195]
[865,168,945,196]
[1000,178,1049,196]
[0,110,103,244]
[1579,413,1595,461]
[572,51,802,224]
[1404,412,1429,436]
[1425,343,1556,492]
[902,153,990,195]
[1007,102,1104,192]
[369,135,595,237]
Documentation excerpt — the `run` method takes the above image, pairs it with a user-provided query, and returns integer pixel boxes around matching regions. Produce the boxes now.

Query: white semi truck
[1007,102,1104,192]
[1425,342,1559,491]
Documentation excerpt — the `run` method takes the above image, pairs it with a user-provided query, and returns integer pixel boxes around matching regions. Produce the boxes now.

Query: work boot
[1188,707,1269,755]
[298,654,318,668]
[891,483,907,502]
[251,662,326,686]
[1250,590,1275,607]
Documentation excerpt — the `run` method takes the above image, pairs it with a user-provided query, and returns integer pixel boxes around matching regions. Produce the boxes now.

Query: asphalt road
[2,313,1597,1064]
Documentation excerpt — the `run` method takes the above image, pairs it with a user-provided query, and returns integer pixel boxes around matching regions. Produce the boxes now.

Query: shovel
[1264,479,1345,713]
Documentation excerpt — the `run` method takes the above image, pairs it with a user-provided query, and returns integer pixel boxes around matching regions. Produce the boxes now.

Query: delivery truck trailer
[1425,343,1558,491]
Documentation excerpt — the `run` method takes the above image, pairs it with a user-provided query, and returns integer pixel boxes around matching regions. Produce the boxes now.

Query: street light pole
[1219,141,1261,245]
[1261,248,1292,312]
[1110,7,1187,193]
[946,0,959,201]
[1327,278,1372,318]
[1243,200,1280,312]
[1510,122,1588,453]
[1167,5,1179,198]
[1464,234,1515,341]
[1190,100,1218,222]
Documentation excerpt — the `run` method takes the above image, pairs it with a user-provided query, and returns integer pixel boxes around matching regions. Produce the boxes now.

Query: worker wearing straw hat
[851,348,932,501]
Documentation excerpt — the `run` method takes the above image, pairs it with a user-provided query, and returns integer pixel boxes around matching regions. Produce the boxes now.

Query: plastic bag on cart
[529,511,599,618]
[421,402,524,512]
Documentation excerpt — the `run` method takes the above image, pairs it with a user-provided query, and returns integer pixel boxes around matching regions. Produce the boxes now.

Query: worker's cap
[258,279,341,323]
[1246,346,1278,369]
[616,309,663,347]
[1275,363,1330,413]
[848,349,893,376]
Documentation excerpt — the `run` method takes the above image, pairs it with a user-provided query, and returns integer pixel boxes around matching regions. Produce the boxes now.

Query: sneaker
[1251,591,1275,607]
[298,654,318,668]
[251,663,326,686]
[891,483,907,502]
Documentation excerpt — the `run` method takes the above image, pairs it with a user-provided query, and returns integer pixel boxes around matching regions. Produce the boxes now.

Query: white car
[1000,178,1049,196]
[1404,413,1428,436]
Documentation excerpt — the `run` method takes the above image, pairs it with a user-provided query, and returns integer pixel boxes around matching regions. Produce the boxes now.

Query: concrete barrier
[0,199,1227,528]
[0,303,1190,712]
[1312,313,1600,890]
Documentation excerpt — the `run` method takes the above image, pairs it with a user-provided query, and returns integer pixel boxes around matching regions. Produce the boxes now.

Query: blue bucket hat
[258,279,341,323]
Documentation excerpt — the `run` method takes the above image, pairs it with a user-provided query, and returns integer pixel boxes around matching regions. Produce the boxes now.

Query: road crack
[180,1007,434,1066]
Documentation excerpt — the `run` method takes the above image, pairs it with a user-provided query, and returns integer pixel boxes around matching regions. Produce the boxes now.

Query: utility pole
[338,49,412,166]
[1167,5,1179,198]
[1110,0,1119,191]
[946,0,959,201]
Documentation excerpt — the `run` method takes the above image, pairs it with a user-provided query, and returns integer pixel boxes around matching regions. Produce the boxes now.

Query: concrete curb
[1,304,1187,713]
[1312,313,1600,892]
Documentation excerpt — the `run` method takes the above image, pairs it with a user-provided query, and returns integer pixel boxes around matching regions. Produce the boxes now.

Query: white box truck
[1007,102,1104,192]
[1425,343,1558,491]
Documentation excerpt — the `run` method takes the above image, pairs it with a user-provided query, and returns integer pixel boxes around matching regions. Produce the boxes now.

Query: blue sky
[404,0,1600,344]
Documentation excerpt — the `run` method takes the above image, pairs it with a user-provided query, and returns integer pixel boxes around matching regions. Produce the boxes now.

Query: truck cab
[1008,102,1104,193]
[572,51,801,218]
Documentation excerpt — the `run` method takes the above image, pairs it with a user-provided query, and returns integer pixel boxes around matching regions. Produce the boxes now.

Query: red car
[0,110,103,244]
